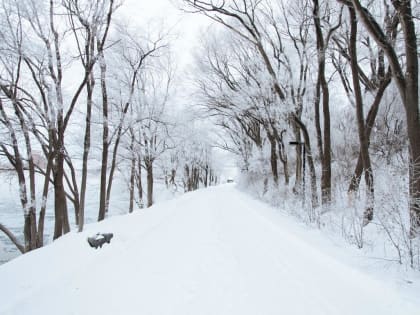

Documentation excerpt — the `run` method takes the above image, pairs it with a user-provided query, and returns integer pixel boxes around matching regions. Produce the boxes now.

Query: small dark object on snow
[87,233,113,249]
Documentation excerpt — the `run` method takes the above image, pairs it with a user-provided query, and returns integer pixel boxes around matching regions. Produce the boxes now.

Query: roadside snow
[0,170,178,264]
[0,185,418,315]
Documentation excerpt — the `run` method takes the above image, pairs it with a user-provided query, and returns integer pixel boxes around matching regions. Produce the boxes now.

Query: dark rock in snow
[87,233,113,249]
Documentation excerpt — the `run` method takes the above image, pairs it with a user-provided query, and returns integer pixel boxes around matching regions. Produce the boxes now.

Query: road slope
[0,185,418,314]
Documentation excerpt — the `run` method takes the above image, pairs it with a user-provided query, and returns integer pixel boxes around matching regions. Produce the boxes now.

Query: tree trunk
[79,70,95,231]
[129,132,135,213]
[193,167,200,190]
[37,155,53,247]
[292,124,302,193]
[129,157,136,213]
[63,156,80,227]
[101,104,130,220]
[399,1,420,236]
[319,56,332,204]
[348,73,391,193]
[98,51,109,222]
[24,136,37,251]
[24,213,34,252]
[348,0,419,234]
[102,124,125,219]
[267,132,279,185]
[348,7,374,223]
[314,80,323,160]
[409,139,420,236]
[184,165,190,192]
[136,156,144,207]
[12,96,37,250]
[274,129,289,185]
[204,165,209,187]
[146,161,154,207]
[313,0,332,204]
[53,149,70,239]
[0,223,24,253]
[170,169,176,187]
[50,0,70,239]
[1,83,40,251]
[294,115,319,209]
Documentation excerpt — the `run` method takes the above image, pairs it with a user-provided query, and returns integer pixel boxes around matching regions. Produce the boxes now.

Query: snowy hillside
[0,185,418,315]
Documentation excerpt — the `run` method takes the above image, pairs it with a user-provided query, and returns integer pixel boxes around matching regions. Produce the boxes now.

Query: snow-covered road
[0,185,418,314]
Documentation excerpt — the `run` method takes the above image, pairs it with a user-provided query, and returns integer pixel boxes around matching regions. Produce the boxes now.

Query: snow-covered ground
[0,169,178,264]
[0,184,418,314]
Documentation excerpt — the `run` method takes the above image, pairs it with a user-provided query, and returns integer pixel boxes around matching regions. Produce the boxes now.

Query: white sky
[118,0,237,178]
[118,0,211,69]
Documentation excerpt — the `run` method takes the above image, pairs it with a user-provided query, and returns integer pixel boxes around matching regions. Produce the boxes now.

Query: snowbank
[0,185,418,315]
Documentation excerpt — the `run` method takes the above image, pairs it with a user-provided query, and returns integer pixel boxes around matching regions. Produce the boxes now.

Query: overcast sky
[118,0,211,69]
[117,0,237,178]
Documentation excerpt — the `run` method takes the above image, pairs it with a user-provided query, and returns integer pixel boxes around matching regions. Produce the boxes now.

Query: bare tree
[338,0,420,235]
[347,6,374,223]
[17,0,98,239]
[312,0,342,204]
[330,2,397,223]
[97,26,170,218]
[63,0,117,231]
[0,0,56,249]
[137,68,172,207]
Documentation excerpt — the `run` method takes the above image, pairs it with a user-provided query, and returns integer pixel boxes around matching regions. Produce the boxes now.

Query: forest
[0,0,419,270]
[0,0,218,260]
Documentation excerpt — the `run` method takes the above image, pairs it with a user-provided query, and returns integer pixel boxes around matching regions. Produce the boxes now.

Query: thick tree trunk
[406,83,420,235]
[348,0,419,235]
[53,150,70,239]
[348,7,374,223]
[313,0,332,204]
[409,139,420,236]
[24,213,35,252]
[50,0,70,239]
[319,73,332,204]
[314,80,323,160]
[400,1,420,236]
[98,52,109,222]
[348,73,391,193]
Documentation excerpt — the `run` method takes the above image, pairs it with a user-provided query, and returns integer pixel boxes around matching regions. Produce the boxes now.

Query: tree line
[0,0,218,255]
[182,0,419,240]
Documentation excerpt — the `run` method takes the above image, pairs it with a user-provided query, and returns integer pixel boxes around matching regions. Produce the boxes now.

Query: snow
[94,234,105,240]
[0,184,419,315]
[0,170,178,264]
